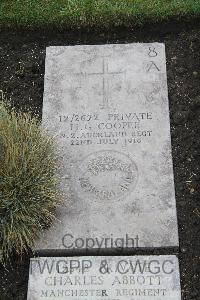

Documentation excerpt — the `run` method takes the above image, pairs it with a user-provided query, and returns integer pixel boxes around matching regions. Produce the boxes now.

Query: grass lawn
[0,0,200,29]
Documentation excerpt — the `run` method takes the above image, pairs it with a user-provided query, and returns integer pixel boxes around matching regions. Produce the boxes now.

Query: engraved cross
[74,58,126,109]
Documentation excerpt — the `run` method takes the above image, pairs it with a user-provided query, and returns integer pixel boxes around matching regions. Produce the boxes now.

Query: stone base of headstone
[27,255,181,300]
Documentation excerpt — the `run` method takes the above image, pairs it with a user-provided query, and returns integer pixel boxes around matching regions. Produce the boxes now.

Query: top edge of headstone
[30,255,178,261]
[45,43,165,50]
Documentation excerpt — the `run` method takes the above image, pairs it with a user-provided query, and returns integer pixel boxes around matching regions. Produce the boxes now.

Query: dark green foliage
[0,100,62,262]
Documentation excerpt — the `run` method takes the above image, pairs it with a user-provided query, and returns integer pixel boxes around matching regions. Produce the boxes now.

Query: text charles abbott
[30,258,175,298]
[61,234,139,249]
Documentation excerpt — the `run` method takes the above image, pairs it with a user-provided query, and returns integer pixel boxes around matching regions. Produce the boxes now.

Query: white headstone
[36,43,178,250]
[27,255,181,299]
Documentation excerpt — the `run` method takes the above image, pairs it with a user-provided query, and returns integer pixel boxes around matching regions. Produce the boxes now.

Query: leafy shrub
[0,99,62,262]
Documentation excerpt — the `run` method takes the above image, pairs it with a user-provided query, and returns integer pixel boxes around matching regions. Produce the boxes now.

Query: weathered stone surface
[36,43,178,250]
[27,255,181,299]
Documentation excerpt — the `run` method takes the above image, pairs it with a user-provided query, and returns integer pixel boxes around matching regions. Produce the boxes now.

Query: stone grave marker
[27,255,181,299]
[36,43,178,251]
